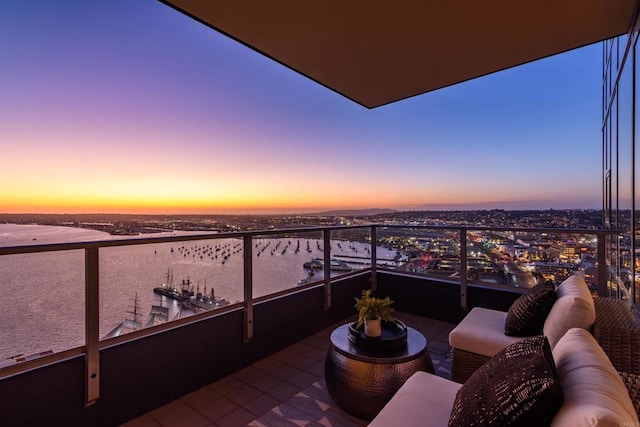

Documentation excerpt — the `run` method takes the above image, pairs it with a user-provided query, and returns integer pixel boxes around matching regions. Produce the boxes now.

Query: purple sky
[0,1,604,214]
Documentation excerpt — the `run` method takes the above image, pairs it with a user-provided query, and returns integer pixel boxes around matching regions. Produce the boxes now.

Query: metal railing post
[85,247,100,406]
[370,225,377,292]
[243,235,253,342]
[323,229,331,310]
[597,233,608,297]
[460,229,468,311]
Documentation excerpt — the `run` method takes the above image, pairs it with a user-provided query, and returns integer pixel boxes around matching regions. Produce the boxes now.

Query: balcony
[3,0,639,424]
[0,224,623,426]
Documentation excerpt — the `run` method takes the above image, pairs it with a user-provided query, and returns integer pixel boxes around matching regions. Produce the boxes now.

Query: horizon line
[0,207,605,217]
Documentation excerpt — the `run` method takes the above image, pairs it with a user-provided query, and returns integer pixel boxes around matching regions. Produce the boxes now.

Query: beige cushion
[450,276,595,357]
[368,371,461,427]
[448,307,523,357]
[543,275,595,348]
[551,328,639,427]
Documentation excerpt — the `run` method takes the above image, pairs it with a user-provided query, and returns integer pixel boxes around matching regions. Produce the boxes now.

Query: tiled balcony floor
[122,312,455,427]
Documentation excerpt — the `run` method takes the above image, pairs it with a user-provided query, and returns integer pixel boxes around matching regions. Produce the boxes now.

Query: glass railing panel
[576,234,607,293]
[329,228,372,276]
[0,250,85,365]
[463,230,508,287]
[376,227,461,279]
[465,230,562,288]
[99,235,241,340]
[253,231,324,298]
[474,229,602,290]
[535,231,598,289]
[473,229,538,288]
[373,227,605,291]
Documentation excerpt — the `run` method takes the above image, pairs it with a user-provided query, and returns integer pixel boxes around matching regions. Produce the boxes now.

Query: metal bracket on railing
[323,229,331,310]
[243,235,253,342]
[370,226,378,292]
[459,229,468,311]
[85,247,100,406]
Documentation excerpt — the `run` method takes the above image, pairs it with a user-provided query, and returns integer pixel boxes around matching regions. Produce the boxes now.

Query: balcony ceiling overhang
[160,0,635,108]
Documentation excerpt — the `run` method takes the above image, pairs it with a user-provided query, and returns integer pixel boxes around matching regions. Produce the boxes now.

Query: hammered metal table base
[325,325,434,421]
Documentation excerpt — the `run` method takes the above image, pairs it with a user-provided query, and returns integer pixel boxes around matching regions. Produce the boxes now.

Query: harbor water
[0,223,396,359]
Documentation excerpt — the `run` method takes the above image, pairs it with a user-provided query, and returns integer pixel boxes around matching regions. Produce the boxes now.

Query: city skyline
[1,1,603,215]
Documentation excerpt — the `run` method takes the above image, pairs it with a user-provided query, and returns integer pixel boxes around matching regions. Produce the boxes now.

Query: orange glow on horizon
[1,134,598,215]
[1,185,396,214]
[1,188,586,215]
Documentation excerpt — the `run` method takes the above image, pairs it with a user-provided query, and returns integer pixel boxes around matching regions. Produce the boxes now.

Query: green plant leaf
[354,289,395,327]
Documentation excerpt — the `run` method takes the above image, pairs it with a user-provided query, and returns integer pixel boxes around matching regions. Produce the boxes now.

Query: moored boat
[303,257,354,272]
[103,293,143,339]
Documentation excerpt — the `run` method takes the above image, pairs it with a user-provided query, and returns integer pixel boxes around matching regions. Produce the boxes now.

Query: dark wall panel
[377,272,520,324]
[98,309,246,425]
[377,272,463,323]
[0,357,86,427]
[467,284,521,312]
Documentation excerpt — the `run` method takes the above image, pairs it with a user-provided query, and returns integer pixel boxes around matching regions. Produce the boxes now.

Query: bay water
[0,223,393,359]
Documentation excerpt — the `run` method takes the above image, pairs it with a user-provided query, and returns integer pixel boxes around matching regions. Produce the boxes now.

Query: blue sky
[0,1,603,213]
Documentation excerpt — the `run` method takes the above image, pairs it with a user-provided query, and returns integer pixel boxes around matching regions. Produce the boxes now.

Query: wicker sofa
[369,328,639,426]
[592,296,640,374]
[448,275,640,383]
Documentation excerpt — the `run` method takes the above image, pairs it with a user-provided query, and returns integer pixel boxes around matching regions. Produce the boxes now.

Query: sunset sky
[1,1,603,214]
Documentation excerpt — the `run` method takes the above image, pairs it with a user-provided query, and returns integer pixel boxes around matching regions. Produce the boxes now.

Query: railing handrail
[0,224,370,255]
[377,224,621,235]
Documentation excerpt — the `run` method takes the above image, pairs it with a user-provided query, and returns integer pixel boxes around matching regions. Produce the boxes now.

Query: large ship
[103,293,144,339]
[106,274,231,338]
[153,277,193,302]
[178,278,230,313]
[154,275,230,313]
[145,303,169,328]
[152,268,188,301]
[303,257,353,272]
[103,293,172,339]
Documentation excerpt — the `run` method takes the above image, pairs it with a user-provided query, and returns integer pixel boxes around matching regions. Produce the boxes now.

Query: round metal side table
[324,323,434,421]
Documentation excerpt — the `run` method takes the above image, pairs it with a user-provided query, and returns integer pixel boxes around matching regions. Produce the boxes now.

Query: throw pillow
[505,282,556,336]
[448,335,563,427]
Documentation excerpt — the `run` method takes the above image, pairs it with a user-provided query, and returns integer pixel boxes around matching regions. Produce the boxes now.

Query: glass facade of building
[603,8,640,305]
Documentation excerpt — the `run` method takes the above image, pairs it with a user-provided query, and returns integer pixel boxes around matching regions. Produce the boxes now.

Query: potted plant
[354,289,395,337]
